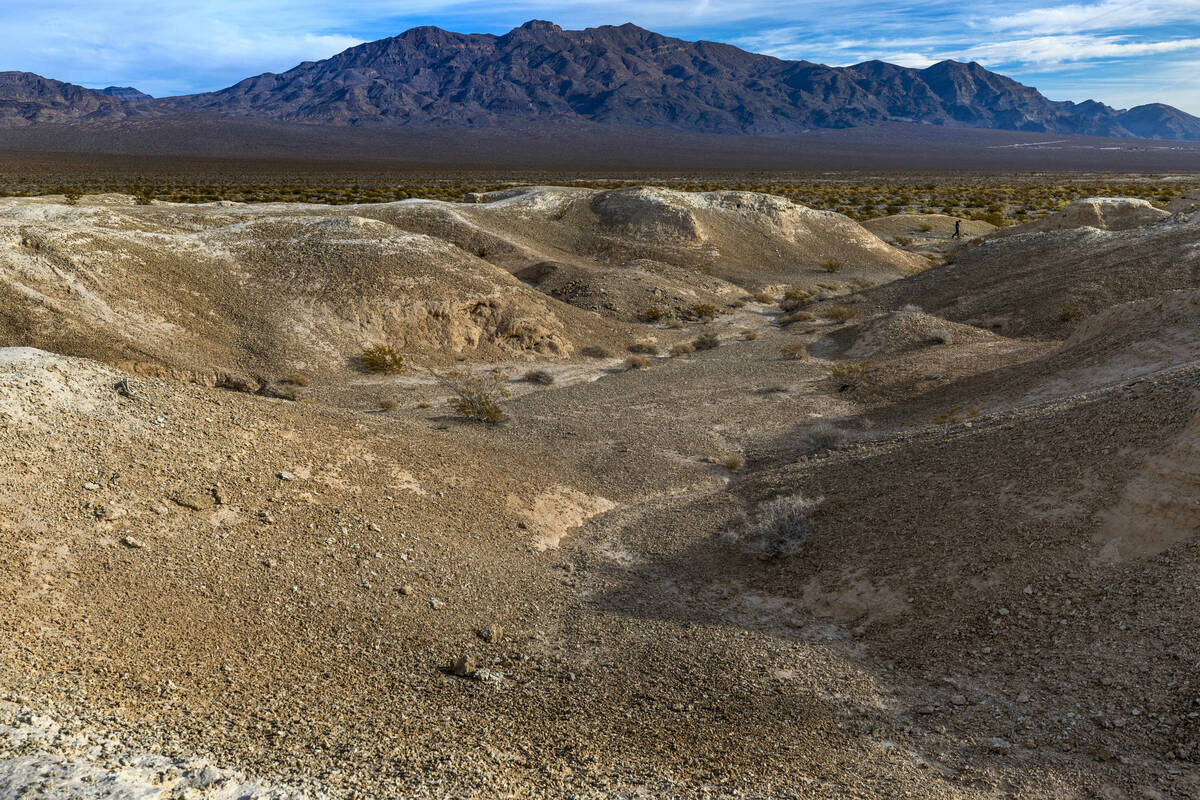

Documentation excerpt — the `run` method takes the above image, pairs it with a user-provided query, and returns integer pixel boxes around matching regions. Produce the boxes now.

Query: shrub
[753,291,775,304]
[134,190,154,206]
[628,340,659,355]
[742,330,758,341]
[827,361,869,389]
[801,421,846,453]
[524,369,555,385]
[692,333,720,351]
[580,345,616,358]
[431,369,510,423]
[282,372,310,387]
[691,303,719,320]
[379,398,398,411]
[643,306,671,323]
[820,304,860,322]
[779,310,816,326]
[779,343,808,360]
[918,222,933,232]
[624,355,653,370]
[669,342,694,358]
[929,328,954,345]
[721,453,744,471]
[360,344,405,374]
[733,493,823,558]
[1059,302,1083,322]
[778,297,808,313]
[783,288,810,302]
[932,407,978,429]
[893,236,913,247]
[822,259,844,273]
[62,187,82,206]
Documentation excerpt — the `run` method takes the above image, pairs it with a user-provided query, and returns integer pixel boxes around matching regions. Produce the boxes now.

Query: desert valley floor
[0,185,1198,798]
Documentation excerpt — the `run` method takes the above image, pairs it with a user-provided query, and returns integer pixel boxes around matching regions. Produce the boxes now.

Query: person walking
[952,219,962,240]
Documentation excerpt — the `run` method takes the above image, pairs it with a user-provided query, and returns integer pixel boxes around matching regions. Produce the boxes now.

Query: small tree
[431,369,510,424]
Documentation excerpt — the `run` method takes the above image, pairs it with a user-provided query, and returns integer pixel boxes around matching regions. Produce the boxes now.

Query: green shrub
[361,344,405,373]
[432,369,510,423]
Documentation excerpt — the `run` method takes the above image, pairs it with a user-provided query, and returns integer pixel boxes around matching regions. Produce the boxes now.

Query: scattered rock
[121,536,144,549]
[95,505,127,521]
[950,694,968,706]
[277,471,296,481]
[173,494,208,511]
[429,598,444,609]
[83,482,100,491]
[212,485,229,505]
[479,624,504,643]
[915,705,937,715]
[398,584,414,596]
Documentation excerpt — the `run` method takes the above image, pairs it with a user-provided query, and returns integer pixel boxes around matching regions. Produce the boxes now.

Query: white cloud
[991,0,1200,35]
[960,34,1200,66]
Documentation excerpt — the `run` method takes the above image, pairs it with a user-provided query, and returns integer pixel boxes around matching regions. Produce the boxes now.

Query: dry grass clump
[822,259,844,273]
[624,355,653,370]
[643,306,672,322]
[281,372,310,387]
[692,333,721,351]
[801,421,847,453]
[360,344,405,374]
[932,407,979,429]
[918,222,933,232]
[820,304,860,322]
[753,291,775,304]
[1059,302,1084,322]
[628,340,660,355]
[690,303,719,320]
[929,328,954,345]
[779,343,809,360]
[580,345,616,359]
[742,330,758,341]
[669,342,695,358]
[721,453,744,471]
[61,187,82,205]
[728,493,823,558]
[827,360,870,389]
[431,369,510,424]
[779,310,816,326]
[523,369,556,385]
[378,398,399,412]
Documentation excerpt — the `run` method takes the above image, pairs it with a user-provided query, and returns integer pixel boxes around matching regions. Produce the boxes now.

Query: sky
[2,1,1198,114]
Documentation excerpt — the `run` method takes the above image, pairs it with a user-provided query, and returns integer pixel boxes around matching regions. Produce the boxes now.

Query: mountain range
[3,20,1199,140]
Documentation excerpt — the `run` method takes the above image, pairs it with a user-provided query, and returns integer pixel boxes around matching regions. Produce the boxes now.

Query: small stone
[121,536,144,549]
[95,505,127,521]
[1016,692,1030,703]
[915,705,937,715]
[174,495,206,511]
[212,486,229,505]
[83,482,101,491]
[988,738,1013,754]
[480,624,504,643]
[950,694,968,706]
[277,471,296,481]
[450,655,476,676]
[997,607,1010,616]
[368,523,381,532]
[398,584,414,596]
[1023,586,1033,595]
[151,504,170,516]
[475,668,505,685]
[429,598,444,609]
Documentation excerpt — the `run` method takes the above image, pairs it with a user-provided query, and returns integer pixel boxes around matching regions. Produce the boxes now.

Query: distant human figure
[952,219,962,239]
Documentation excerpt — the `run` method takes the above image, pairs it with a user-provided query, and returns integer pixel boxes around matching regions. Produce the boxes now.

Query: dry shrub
[693,333,720,351]
[669,342,695,358]
[801,421,846,453]
[742,330,758,341]
[580,345,616,359]
[691,303,719,320]
[624,355,653,370]
[643,306,671,322]
[929,328,954,345]
[783,288,810,302]
[722,453,744,471]
[729,493,823,558]
[282,372,310,387]
[827,360,869,388]
[524,369,555,385]
[628,340,660,355]
[62,188,82,206]
[779,297,808,313]
[379,398,398,411]
[777,311,816,326]
[1059,302,1083,322]
[779,343,808,360]
[431,369,510,424]
[820,304,860,322]
[918,222,933,232]
[753,291,775,303]
[361,344,405,374]
[822,259,844,273]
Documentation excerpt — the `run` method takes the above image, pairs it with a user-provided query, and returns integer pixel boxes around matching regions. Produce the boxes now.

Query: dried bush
[733,493,823,558]
[628,340,660,355]
[580,345,616,359]
[691,303,719,320]
[361,344,405,374]
[822,259,844,273]
[62,187,82,206]
[431,369,510,424]
[827,361,869,389]
[820,304,860,322]
[783,288,810,302]
[779,310,816,326]
[801,421,847,453]
[918,222,933,232]
[742,330,758,341]
[643,306,671,323]
[281,372,311,387]
[379,398,398,411]
[779,297,808,313]
[1059,302,1083,322]
[753,291,775,303]
[722,453,744,471]
[779,343,808,360]
[624,355,653,370]
[693,333,720,351]
[929,328,954,345]
[524,369,556,385]
[669,342,695,358]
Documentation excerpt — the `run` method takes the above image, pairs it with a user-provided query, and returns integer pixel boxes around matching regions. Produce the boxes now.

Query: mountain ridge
[2,20,1198,140]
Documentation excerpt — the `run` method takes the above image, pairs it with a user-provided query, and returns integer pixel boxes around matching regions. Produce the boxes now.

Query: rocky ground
[0,189,1197,799]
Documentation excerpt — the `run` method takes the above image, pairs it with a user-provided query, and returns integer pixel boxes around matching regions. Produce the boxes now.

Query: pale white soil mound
[854,211,1200,337]
[993,197,1169,237]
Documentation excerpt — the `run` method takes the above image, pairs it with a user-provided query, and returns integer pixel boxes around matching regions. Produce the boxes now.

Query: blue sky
[2,1,1198,114]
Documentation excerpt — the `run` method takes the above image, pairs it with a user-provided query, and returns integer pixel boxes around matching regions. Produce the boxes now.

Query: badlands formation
[0,187,1198,799]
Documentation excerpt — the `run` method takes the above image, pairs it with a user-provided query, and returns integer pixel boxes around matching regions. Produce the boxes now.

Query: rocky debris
[120,536,144,549]
[276,471,296,482]
[449,655,477,677]
[479,624,504,644]
[94,505,127,521]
